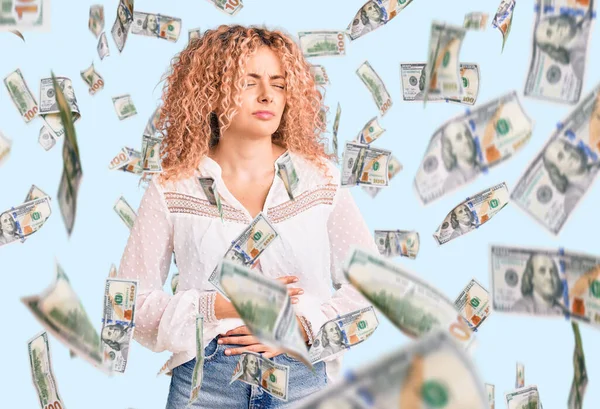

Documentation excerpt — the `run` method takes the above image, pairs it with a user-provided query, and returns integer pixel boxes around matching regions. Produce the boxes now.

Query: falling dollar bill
[101,278,137,373]
[490,246,600,328]
[356,61,392,116]
[111,0,134,53]
[298,331,487,409]
[424,21,466,104]
[464,12,489,30]
[401,62,480,105]
[40,77,80,119]
[298,31,346,58]
[21,262,105,371]
[114,196,137,230]
[0,196,52,247]
[492,0,516,51]
[454,278,490,331]
[310,64,329,85]
[344,248,475,348]
[346,0,415,41]
[89,4,104,38]
[512,83,600,234]
[143,105,162,137]
[355,116,385,145]
[486,383,496,409]
[414,91,532,205]
[332,103,341,158]
[80,63,104,95]
[231,352,289,400]
[362,155,402,198]
[433,182,509,245]
[569,322,588,409]
[198,177,223,220]
[171,272,179,294]
[189,27,202,41]
[506,385,541,409]
[374,230,419,259]
[28,332,64,409]
[131,12,181,42]
[208,213,278,297]
[38,127,56,151]
[341,142,391,187]
[97,32,110,60]
[276,151,300,200]
[188,316,204,405]
[516,362,525,388]
[112,94,137,120]
[0,130,12,166]
[524,0,595,104]
[0,0,50,31]
[218,260,311,366]
[3,69,39,122]
[309,306,378,364]
[207,0,243,16]
[141,135,162,172]
[109,147,143,175]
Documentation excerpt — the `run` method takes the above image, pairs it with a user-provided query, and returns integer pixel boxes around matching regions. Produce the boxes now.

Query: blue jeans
[166,336,327,408]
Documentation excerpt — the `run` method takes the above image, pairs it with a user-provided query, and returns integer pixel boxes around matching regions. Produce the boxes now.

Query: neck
[210,132,280,179]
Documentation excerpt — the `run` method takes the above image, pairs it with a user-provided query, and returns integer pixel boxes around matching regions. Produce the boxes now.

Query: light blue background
[1,0,599,408]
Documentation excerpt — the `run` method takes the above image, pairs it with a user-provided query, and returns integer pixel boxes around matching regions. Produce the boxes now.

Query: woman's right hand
[275,275,304,304]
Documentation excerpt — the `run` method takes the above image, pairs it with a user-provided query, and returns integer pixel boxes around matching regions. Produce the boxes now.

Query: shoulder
[289,151,339,191]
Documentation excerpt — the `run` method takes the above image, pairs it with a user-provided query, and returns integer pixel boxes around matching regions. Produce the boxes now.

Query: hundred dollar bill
[424,21,466,103]
[39,77,80,119]
[38,127,56,151]
[362,155,402,198]
[0,196,52,247]
[332,103,341,158]
[143,105,162,137]
[97,32,110,60]
[0,0,50,31]
[131,12,181,42]
[189,27,201,41]
[207,0,243,16]
[464,12,489,30]
[141,135,162,172]
[189,316,204,405]
[109,147,133,170]
[28,332,64,409]
[492,0,516,51]
[506,385,541,409]
[111,0,134,52]
[415,91,532,205]
[219,260,311,366]
[486,383,496,409]
[401,62,480,105]
[344,248,475,348]
[347,0,415,41]
[4,69,39,122]
[198,177,223,220]
[101,278,137,373]
[355,116,385,145]
[277,151,299,200]
[208,212,278,297]
[310,65,329,85]
[512,83,600,234]
[524,0,595,104]
[341,142,391,187]
[114,196,137,230]
[171,272,179,294]
[309,306,378,364]
[454,278,490,331]
[25,184,49,201]
[112,94,137,120]
[516,362,525,388]
[89,4,104,38]
[80,63,104,95]
[374,230,419,259]
[356,61,392,116]
[569,322,587,409]
[298,31,346,58]
[0,130,12,165]
[231,352,289,400]
[21,262,105,371]
[297,330,487,409]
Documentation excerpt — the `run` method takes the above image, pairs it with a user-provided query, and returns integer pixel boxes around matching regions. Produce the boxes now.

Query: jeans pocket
[204,337,223,361]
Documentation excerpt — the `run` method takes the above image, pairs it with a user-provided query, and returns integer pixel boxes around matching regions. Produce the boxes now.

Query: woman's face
[530,255,559,299]
[0,213,15,235]
[226,46,287,139]
[453,205,472,226]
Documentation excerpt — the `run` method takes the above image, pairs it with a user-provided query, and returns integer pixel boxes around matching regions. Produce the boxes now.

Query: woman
[118,25,377,408]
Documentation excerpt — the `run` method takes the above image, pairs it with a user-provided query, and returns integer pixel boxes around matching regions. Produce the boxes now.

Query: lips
[253,111,274,119]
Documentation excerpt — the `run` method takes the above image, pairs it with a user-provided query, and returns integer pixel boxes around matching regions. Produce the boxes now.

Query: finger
[291,297,299,304]
[224,325,252,336]
[276,275,299,285]
[225,344,270,356]
[218,335,259,346]
[262,350,285,359]
[287,287,304,297]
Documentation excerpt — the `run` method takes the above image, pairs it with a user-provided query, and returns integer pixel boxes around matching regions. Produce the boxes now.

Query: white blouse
[117,150,378,382]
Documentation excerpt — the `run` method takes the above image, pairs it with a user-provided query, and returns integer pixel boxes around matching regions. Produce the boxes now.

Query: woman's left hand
[218,325,286,359]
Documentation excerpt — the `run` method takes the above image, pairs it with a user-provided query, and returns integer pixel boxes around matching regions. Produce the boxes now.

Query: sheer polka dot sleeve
[118,178,201,354]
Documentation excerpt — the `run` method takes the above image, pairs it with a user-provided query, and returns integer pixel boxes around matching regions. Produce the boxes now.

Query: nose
[257,83,273,104]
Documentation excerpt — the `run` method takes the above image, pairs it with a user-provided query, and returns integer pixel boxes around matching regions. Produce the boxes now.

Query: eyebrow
[247,73,285,81]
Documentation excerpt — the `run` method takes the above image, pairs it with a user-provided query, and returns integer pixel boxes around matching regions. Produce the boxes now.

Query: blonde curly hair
[157,24,334,182]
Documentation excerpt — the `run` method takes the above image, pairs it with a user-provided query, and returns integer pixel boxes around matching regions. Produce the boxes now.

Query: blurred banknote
[401,62,479,105]
[114,196,137,230]
[143,105,162,137]
[111,0,134,52]
[356,61,392,116]
[297,331,487,409]
[0,0,50,31]
[38,126,56,151]
[524,0,595,104]
[171,272,179,294]
[21,262,105,371]
[506,385,541,409]
[218,260,311,366]
[309,306,378,364]
[490,245,600,328]
[374,229,419,259]
[341,142,391,187]
[516,362,525,388]
[344,248,475,348]
[0,195,51,247]
[4,69,39,122]
[231,352,288,400]
[0,130,12,165]
[486,383,496,409]
[109,147,143,174]
[112,94,137,120]
[310,65,329,85]
[454,278,490,331]
[512,83,600,234]
[355,116,385,145]
[464,12,489,30]
[89,4,104,38]
[198,177,223,220]
[346,0,415,41]
[569,322,588,409]
[97,32,110,60]
[298,31,346,58]
[332,103,341,158]
[189,316,204,406]
[424,21,466,103]
[40,77,80,119]
[101,278,138,373]
[28,332,64,409]
[414,91,532,205]
[141,135,162,172]
[277,151,300,200]
[492,0,516,51]
[189,27,201,41]
[207,0,243,16]
[81,63,104,95]
[131,12,181,42]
